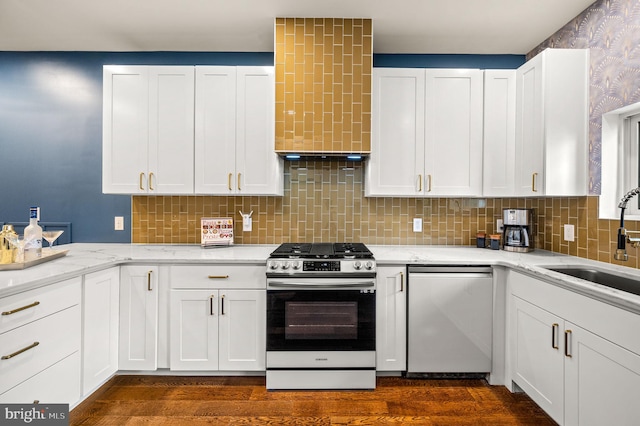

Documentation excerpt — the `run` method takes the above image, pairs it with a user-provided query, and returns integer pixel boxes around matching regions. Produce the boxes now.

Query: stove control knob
[292,261,302,270]
[282,261,290,270]
[364,261,374,270]
[354,261,363,270]
[269,261,280,270]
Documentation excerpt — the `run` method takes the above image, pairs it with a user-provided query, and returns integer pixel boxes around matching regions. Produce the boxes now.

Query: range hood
[274,18,372,157]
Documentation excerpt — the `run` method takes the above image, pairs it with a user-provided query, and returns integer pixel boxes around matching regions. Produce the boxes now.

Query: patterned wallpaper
[528,0,640,194]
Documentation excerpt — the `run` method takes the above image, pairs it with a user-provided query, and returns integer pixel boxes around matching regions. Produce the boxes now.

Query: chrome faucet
[615,187,640,261]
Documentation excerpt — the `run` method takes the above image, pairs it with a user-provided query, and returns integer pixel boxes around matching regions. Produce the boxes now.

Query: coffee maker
[503,208,533,252]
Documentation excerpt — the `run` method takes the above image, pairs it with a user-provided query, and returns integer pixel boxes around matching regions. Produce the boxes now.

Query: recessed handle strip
[147,270,153,291]
[208,275,229,279]
[565,330,572,357]
[2,342,39,360]
[2,301,40,316]
[399,271,404,292]
[221,295,225,315]
[209,294,215,316]
[552,323,559,349]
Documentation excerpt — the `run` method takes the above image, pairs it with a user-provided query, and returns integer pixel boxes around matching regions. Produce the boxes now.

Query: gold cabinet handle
[418,174,422,192]
[139,172,145,191]
[149,172,155,191]
[564,330,572,357]
[228,173,233,191]
[2,301,40,316]
[427,174,432,192]
[532,172,538,192]
[2,342,39,360]
[399,271,404,292]
[237,173,242,191]
[552,323,559,349]
[221,294,225,315]
[208,275,229,279]
[147,270,153,291]
[210,294,215,316]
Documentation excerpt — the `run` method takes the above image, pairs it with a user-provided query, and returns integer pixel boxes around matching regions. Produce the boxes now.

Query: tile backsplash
[132,160,634,268]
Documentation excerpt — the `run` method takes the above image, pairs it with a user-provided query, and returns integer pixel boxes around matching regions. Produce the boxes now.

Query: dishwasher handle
[408,265,492,274]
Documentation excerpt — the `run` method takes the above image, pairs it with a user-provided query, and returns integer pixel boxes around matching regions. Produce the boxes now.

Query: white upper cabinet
[483,70,517,197]
[366,68,483,197]
[103,66,195,194]
[367,68,425,196]
[424,69,483,196]
[514,48,589,196]
[195,66,283,195]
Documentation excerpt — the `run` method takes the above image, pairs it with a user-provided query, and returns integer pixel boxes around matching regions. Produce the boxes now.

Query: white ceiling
[0,0,596,54]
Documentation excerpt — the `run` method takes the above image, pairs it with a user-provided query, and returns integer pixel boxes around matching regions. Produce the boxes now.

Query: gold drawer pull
[139,172,145,191]
[565,330,572,358]
[2,301,40,316]
[237,173,242,191]
[532,172,538,192]
[228,173,233,191]
[2,342,40,360]
[208,275,229,279]
[147,270,153,291]
[149,172,155,191]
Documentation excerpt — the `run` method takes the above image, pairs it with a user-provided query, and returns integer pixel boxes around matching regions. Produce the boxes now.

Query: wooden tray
[0,249,69,271]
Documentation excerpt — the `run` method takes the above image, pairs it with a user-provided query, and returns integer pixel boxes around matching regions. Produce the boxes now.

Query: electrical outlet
[243,217,252,232]
[496,219,504,233]
[114,216,124,231]
[413,218,423,233]
[564,224,575,242]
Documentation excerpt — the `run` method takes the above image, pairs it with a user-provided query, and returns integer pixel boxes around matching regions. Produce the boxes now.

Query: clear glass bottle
[0,224,18,264]
[24,207,42,261]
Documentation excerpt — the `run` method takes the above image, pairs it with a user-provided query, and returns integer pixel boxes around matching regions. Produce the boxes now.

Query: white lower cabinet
[375,266,406,371]
[119,265,159,370]
[509,270,640,425]
[170,289,266,371]
[0,277,81,405]
[83,267,119,394]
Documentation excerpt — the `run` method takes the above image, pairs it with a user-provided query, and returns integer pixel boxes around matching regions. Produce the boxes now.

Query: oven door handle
[267,281,375,289]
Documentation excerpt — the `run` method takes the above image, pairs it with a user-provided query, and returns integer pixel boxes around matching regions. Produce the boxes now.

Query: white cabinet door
[236,67,283,195]
[102,66,149,194]
[194,66,237,194]
[148,66,195,194]
[218,290,266,371]
[170,290,219,370]
[375,266,406,371]
[564,322,640,426]
[515,48,588,196]
[367,68,425,196]
[424,69,484,196]
[483,70,516,196]
[103,66,195,194]
[512,296,564,424]
[83,267,119,394]
[119,266,159,370]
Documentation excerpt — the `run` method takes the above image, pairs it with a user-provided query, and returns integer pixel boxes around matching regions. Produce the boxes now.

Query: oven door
[266,280,376,352]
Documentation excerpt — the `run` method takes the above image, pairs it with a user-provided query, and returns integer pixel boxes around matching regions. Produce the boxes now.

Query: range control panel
[267,259,376,274]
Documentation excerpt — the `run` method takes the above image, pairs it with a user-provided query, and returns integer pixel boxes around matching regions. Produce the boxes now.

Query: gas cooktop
[269,242,374,259]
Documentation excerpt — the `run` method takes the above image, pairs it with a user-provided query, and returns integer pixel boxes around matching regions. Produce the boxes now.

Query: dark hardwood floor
[70,376,556,425]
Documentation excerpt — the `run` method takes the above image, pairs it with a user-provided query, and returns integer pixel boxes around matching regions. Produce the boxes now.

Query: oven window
[285,301,357,340]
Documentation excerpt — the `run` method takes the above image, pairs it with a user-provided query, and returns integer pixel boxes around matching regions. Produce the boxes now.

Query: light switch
[413,218,423,233]
[114,216,124,231]
[564,224,575,242]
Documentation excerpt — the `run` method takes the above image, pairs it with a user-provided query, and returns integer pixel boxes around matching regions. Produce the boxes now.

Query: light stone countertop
[1,243,640,315]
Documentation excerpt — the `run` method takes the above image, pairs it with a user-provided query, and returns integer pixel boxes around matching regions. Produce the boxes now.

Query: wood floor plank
[70,376,557,426]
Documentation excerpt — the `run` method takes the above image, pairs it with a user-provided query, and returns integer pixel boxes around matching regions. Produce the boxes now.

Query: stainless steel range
[266,243,377,390]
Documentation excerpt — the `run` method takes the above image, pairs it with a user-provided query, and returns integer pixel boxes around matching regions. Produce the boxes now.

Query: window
[600,102,640,219]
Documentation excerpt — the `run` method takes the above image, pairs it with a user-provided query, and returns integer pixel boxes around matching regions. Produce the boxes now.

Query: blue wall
[0,52,524,243]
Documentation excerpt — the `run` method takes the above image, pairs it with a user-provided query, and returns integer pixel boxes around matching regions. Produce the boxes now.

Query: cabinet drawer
[0,277,81,334]
[0,305,81,395]
[171,265,265,289]
[0,351,80,405]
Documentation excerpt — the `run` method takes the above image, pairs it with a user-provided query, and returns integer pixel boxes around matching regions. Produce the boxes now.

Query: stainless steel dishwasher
[407,265,493,376]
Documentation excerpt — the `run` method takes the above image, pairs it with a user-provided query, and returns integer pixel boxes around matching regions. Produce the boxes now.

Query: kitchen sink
[545,266,640,297]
